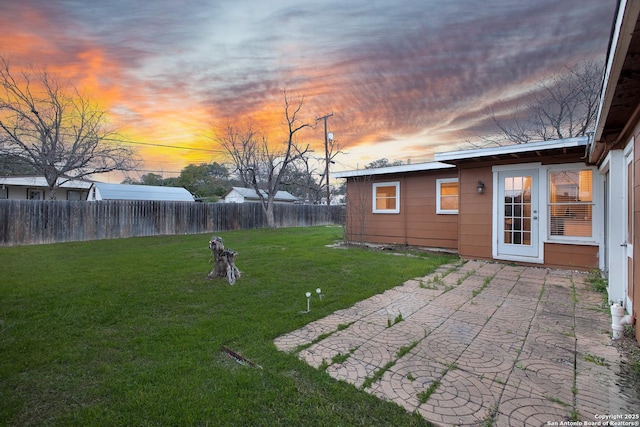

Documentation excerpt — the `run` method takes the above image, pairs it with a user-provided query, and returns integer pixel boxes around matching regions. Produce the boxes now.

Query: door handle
[621,242,628,247]
[533,216,538,220]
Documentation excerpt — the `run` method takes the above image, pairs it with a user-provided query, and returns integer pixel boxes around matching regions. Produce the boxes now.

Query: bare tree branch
[474,60,603,147]
[213,90,314,228]
[0,57,137,198]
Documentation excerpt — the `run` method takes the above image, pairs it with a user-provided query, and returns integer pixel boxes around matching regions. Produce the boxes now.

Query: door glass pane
[504,175,532,246]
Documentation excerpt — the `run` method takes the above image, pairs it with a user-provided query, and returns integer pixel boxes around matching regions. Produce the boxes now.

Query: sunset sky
[1,0,618,181]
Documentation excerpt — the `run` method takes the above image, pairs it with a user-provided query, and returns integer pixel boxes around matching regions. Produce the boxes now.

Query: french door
[496,169,540,260]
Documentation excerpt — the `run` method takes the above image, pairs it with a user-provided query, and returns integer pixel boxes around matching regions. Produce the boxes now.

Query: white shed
[87,183,194,202]
[222,187,298,204]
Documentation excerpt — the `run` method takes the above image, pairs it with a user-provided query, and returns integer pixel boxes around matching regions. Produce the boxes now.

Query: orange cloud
[1,0,618,178]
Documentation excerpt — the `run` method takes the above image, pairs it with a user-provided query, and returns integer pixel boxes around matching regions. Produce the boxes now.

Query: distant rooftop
[332,161,454,178]
[0,176,93,189]
[88,183,194,201]
[224,187,298,202]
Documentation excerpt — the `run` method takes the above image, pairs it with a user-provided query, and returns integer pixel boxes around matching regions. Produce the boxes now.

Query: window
[67,190,83,201]
[28,189,43,200]
[548,168,594,239]
[436,178,459,214]
[372,182,400,213]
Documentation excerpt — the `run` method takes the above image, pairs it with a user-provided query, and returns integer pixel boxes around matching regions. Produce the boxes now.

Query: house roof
[332,161,455,179]
[591,0,640,163]
[333,138,590,179]
[90,183,194,201]
[0,176,93,189]
[434,136,589,164]
[224,186,298,202]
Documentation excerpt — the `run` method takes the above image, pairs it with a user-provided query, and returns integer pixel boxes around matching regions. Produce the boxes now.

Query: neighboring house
[588,0,640,341]
[87,183,194,202]
[0,176,92,200]
[221,187,298,204]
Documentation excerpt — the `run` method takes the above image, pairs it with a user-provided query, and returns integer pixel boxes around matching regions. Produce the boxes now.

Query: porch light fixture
[477,180,485,194]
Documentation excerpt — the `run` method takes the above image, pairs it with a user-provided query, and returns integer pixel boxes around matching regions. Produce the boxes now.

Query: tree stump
[207,236,241,285]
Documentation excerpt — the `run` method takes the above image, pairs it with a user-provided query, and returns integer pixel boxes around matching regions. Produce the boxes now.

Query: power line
[104,137,226,154]
[132,169,183,174]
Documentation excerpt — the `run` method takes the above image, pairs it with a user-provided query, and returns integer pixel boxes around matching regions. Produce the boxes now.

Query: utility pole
[316,112,333,206]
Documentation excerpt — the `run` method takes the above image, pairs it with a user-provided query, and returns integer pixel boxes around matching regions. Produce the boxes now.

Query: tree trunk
[207,236,241,285]
[266,202,276,229]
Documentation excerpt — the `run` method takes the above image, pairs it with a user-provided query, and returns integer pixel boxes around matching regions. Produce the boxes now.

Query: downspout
[611,302,633,339]
[582,131,594,162]
[402,176,408,246]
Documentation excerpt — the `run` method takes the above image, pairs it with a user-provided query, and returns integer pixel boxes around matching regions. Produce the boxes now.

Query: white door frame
[600,150,625,305]
[493,163,544,263]
[624,141,634,312]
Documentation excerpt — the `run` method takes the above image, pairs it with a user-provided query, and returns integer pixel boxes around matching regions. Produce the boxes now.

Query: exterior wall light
[477,180,485,194]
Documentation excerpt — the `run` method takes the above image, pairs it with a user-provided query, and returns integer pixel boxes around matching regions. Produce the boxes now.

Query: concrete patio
[275,260,639,426]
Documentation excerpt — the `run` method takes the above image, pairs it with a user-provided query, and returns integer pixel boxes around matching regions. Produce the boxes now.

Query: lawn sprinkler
[306,291,312,313]
[316,288,323,303]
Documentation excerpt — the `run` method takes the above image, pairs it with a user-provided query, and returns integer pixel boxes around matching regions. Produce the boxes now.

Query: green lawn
[0,226,455,426]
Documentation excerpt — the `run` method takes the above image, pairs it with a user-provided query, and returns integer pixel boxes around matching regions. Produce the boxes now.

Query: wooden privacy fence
[0,200,345,246]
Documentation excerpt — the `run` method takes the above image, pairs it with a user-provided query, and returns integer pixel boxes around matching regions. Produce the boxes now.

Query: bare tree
[320,136,344,206]
[339,158,407,244]
[343,174,374,246]
[214,90,312,228]
[0,57,136,199]
[476,60,603,146]
[365,158,404,169]
[280,156,324,204]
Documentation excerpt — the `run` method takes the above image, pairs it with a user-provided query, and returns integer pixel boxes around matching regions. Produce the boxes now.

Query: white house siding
[224,190,247,203]
[0,177,92,200]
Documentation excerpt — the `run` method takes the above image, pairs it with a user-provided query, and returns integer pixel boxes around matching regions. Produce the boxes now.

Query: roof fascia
[434,137,588,163]
[332,161,454,178]
[593,0,640,146]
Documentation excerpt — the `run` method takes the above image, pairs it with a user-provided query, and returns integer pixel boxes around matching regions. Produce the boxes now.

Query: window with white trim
[436,178,459,214]
[28,189,43,200]
[372,182,400,213]
[548,168,594,240]
[67,190,83,201]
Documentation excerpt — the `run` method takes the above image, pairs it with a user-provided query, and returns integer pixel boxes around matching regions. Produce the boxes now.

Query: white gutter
[434,136,588,162]
[332,161,454,179]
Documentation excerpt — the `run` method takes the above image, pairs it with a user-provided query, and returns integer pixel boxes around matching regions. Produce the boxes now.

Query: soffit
[600,10,640,145]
